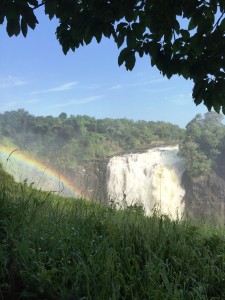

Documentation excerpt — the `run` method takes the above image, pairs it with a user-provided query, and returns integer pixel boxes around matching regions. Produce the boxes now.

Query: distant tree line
[1,109,224,178]
[0,109,184,172]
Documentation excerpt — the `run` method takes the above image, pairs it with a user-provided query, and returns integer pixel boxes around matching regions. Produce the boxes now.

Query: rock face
[182,152,225,222]
[70,158,109,202]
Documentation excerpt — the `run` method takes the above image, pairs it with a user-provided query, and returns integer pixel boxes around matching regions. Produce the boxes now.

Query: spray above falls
[0,145,78,198]
[107,146,186,219]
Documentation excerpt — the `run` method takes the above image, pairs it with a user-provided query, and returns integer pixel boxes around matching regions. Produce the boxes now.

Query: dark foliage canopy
[1,0,225,112]
[180,112,225,176]
[0,109,184,164]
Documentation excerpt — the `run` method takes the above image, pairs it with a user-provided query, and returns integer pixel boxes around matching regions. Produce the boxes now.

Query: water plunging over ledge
[107,146,186,220]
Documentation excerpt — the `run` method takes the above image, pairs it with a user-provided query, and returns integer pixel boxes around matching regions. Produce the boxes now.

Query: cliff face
[70,159,109,202]
[70,149,225,222]
[182,152,225,222]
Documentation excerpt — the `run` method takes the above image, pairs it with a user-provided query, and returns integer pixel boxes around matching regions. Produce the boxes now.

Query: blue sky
[0,9,208,128]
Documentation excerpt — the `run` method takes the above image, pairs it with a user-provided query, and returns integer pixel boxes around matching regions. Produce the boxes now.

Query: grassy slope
[1,169,225,299]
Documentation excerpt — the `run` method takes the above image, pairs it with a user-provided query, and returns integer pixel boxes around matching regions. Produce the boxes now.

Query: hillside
[0,109,184,170]
[1,165,225,299]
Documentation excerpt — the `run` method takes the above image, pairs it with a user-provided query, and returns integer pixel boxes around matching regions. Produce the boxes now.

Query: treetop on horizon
[1,0,225,113]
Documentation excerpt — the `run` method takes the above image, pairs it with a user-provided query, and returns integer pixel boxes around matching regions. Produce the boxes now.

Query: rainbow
[0,144,85,198]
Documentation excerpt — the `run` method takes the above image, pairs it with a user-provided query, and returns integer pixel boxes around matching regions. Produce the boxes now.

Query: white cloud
[31,81,78,95]
[108,78,167,91]
[132,78,167,86]
[109,84,122,90]
[49,95,104,108]
[147,78,167,84]
[0,76,27,88]
[87,84,103,90]
[142,86,174,94]
[124,78,167,88]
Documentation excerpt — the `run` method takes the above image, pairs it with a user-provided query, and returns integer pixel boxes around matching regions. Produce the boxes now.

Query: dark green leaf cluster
[115,0,225,113]
[1,0,225,112]
[179,111,225,176]
[1,0,39,37]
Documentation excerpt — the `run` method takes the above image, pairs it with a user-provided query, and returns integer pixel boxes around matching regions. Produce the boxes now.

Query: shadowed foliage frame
[1,0,225,112]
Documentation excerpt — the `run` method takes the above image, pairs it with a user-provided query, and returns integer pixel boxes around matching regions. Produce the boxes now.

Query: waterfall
[106,146,186,219]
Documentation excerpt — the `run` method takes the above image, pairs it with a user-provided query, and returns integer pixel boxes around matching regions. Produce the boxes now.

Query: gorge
[1,144,225,222]
[73,145,225,222]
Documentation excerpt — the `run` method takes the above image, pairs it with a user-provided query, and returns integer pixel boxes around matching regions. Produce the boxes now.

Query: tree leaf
[188,17,198,31]
[62,42,70,55]
[118,48,129,66]
[116,22,128,32]
[6,19,20,36]
[45,1,57,20]
[132,22,145,37]
[95,30,102,43]
[21,18,28,37]
[84,29,93,45]
[220,18,225,31]
[24,9,38,30]
[0,15,5,25]
[126,31,136,49]
[27,0,38,6]
[193,82,204,105]
[180,29,190,40]
[116,34,125,48]
[125,50,136,70]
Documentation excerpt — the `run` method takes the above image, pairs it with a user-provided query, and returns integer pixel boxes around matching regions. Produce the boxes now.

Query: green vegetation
[1,164,225,299]
[179,112,225,177]
[1,1,225,112]
[0,109,184,172]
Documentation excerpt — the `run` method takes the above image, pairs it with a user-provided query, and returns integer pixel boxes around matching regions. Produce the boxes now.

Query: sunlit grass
[1,177,225,299]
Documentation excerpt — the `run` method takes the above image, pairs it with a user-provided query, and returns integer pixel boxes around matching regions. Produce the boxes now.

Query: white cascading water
[107,146,186,220]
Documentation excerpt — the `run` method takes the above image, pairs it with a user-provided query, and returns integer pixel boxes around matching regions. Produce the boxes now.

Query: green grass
[1,170,225,299]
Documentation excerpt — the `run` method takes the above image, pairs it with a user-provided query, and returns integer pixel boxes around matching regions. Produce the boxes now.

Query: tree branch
[213,12,225,31]
[33,0,46,10]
